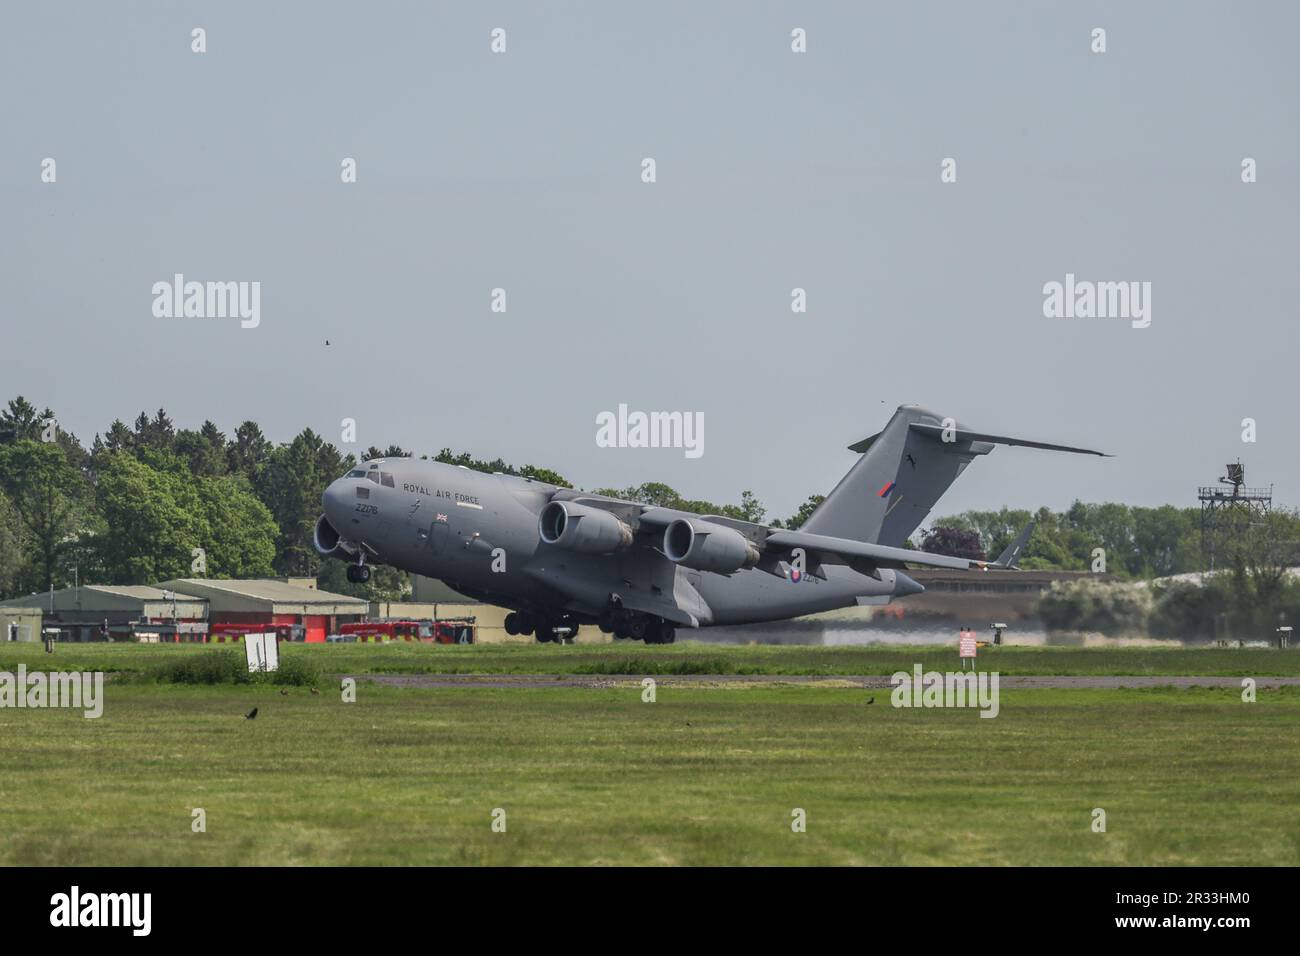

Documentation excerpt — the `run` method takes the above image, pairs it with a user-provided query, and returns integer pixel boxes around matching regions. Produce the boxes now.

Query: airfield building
[0,585,209,641]
[157,578,367,643]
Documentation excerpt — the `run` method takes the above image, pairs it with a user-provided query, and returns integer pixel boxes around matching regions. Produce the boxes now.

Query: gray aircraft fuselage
[318,458,910,630]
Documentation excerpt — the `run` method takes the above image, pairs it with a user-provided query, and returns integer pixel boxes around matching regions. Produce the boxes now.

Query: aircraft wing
[552,491,986,573]
[762,529,984,572]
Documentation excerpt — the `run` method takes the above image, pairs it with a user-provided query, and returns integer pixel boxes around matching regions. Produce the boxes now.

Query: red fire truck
[207,622,306,643]
[336,618,475,644]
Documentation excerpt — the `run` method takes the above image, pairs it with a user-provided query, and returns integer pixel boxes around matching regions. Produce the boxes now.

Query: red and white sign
[959,631,977,659]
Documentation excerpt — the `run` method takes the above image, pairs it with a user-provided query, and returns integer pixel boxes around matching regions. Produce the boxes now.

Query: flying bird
[244,707,258,720]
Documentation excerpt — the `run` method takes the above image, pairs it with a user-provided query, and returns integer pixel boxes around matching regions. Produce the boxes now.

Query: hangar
[0,579,368,643]
[157,578,367,643]
[0,585,208,641]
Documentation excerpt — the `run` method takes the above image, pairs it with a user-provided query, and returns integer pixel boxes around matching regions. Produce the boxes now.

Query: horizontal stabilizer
[909,423,1109,457]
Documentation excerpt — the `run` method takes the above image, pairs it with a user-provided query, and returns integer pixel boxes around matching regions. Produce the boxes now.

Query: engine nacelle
[663,518,760,573]
[538,501,634,554]
[313,514,357,558]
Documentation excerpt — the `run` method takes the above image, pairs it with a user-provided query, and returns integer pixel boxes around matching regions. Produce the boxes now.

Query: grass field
[2,642,1297,865]
[2,639,1299,677]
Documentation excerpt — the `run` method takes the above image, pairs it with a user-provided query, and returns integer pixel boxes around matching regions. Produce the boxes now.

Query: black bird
[325,340,330,346]
[866,697,875,705]
[245,707,258,720]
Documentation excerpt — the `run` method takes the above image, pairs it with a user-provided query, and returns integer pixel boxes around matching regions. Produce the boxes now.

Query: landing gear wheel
[627,618,647,642]
[535,621,558,644]
[346,564,371,584]
[504,613,520,636]
[660,624,676,645]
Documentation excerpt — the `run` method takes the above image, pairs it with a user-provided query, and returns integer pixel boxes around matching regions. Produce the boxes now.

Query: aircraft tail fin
[989,518,1036,569]
[800,406,1105,548]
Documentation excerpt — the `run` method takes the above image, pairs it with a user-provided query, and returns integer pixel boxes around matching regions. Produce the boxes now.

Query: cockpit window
[380,473,395,487]
[366,472,380,484]
[347,470,366,478]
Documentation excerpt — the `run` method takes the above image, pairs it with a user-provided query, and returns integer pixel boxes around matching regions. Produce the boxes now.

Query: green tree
[1132,505,1199,578]
[0,489,28,599]
[93,453,206,584]
[0,396,43,443]
[194,475,278,577]
[0,440,92,591]
[132,408,176,454]
[175,421,228,477]
[432,448,571,488]
[257,430,352,575]
[779,494,826,530]
[1215,506,1300,633]
[227,421,271,481]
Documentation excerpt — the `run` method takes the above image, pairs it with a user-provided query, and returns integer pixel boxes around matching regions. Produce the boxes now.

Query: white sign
[244,632,280,673]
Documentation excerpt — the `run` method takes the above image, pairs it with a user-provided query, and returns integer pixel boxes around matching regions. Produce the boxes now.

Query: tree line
[0,396,564,601]
[2,395,1289,611]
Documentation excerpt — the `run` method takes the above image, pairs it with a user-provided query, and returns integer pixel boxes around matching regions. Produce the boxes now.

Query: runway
[347,673,1300,690]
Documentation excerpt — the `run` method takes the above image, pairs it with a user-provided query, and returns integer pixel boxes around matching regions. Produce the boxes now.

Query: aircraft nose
[893,571,925,597]
[322,479,349,523]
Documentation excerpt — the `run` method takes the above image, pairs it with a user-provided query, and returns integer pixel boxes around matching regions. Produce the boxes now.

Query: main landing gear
[505,612,580,645]
[598,610,675,645]
[507,609,674,645]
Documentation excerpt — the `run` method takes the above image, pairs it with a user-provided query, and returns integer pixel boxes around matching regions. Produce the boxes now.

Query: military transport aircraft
[314,405,1106,644]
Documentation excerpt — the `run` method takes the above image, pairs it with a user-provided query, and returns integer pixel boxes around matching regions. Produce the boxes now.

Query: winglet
[989,518,1036,569]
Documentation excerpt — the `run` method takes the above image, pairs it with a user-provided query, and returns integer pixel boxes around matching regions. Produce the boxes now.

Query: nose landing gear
[346,556,371,584]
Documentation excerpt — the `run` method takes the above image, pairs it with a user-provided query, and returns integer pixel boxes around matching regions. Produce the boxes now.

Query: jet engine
[663,518,760,573]
[313,514,357,558]
[538,501,634,554]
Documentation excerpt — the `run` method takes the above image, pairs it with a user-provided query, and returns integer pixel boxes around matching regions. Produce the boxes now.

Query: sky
[2,1,1297,523]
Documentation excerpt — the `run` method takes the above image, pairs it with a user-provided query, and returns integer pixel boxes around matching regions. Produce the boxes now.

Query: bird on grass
[245,707,258,720]
[310,687,320,695]
[866,697,875,705]
[279,689,289,696]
